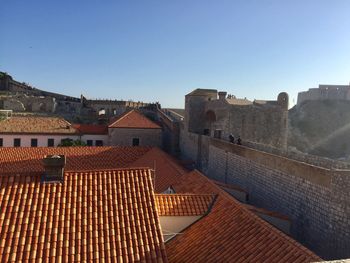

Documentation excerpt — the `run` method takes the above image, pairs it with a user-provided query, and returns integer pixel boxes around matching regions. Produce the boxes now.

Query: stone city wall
[243,140,350,170]
[179,128,350,260]
[297,85,350,105]
[185,89,289,150]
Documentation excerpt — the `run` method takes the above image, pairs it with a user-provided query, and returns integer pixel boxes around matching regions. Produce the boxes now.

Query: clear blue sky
[1,1,349,108]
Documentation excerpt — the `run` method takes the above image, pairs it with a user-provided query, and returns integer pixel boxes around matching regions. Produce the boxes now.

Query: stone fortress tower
[297,84,350,105]
[185,88,289,149]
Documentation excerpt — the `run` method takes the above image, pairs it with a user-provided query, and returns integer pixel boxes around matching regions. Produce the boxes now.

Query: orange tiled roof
[0,146,322,262]
[0,116,77,134]
[0,168,168,262]
[128,148,320,261]
[109,110,161,129]
[130,148,188,193]
[72,124,108,135]
[165,170,321,263]
[0,146,151,174]
[155,194,216,216]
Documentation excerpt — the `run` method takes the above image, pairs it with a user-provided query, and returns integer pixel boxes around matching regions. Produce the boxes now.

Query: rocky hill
[288,100,350,160]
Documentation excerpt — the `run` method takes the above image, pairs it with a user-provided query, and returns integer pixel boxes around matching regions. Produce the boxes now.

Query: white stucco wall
[0,134,111,147]
[0,134,79,147]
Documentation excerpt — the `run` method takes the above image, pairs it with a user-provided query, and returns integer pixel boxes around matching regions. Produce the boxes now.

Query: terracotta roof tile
[0,146,151,174]
[0,168,168,262]
[0,116,77,134]
[72,124,108,135]
[129,148,320,261]
[130,148,188,193]
[165,170,321,263]
[155,194,216,216]
[109,110,161,129]
[0,146,322,262]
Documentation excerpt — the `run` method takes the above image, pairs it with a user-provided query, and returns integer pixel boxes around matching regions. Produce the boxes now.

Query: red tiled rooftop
[155,194,216,216]
[0,146,322,262]
[0,168,168,262]
[72,124,108,135]
[129,147,320,261]
[0,146,151,174]
[0,116,77,134]
[130,148,188,193]
[165,170,321,263]
[109,110,161,129]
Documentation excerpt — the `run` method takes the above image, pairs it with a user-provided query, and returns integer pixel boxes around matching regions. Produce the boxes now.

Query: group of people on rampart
[229,133,242,145]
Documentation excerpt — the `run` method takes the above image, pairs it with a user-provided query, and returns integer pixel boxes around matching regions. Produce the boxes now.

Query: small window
[0,138,3,147]
[132,138,140,146]
[14,138,21,147]
[48,138,54,147]
[95,140,103,146]
[87,140,93,146]
[31,138,38,147]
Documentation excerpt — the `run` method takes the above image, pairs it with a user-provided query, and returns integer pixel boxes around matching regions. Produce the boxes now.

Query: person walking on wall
[229,133,235,143]
[237,136,242,145]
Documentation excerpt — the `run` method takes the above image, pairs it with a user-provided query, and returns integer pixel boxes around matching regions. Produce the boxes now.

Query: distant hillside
[288,100,350,159]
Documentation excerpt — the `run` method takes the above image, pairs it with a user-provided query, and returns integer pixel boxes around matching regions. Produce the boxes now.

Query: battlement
[0,72,159,121]
[297,84,350,105]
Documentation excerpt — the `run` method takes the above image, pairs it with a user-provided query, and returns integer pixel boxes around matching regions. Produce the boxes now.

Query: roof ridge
[187,170,321,258]
[65,167,153,174]
[153,148,188,175]
[155,193,216,197]
[108,110,161,129]
[212,179,248,193]
[108,109,134,127]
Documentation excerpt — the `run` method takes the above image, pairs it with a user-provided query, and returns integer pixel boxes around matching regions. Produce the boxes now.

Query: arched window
[98,108,106,116]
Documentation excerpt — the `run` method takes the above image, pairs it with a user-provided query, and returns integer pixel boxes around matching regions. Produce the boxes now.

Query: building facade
[109,110,162,147]
[297,84,350,105]
[185,89,289,149]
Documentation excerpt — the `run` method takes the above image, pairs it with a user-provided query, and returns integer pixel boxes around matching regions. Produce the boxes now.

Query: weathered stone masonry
[180,129,350,260]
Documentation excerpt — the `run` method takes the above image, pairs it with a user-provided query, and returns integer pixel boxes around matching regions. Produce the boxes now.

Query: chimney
[42,155,66,182]
[218,91,227,100]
